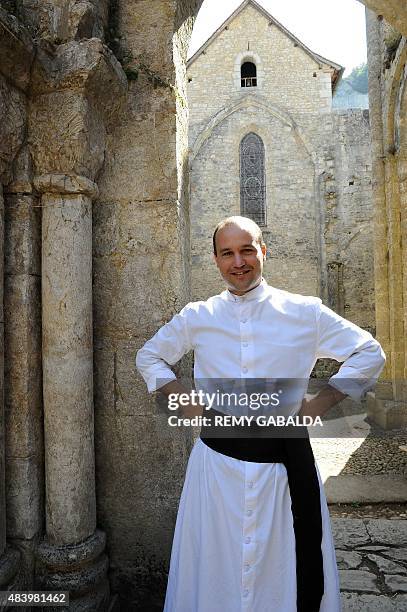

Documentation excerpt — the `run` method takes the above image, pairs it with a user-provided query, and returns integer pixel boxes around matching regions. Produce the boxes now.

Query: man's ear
[261,244,267,260]
[213,253,218,266]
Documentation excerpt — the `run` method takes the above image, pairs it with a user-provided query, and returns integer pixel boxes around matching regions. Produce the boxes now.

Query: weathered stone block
[366,519,407,546]
[336,550,363,569]
[367,553,407,575]
[93,199,189,340]
[339,569,380,593]
[97,110,178,202]
[384,574,407,593]
[331,518,371,548]
[342,592,407,611]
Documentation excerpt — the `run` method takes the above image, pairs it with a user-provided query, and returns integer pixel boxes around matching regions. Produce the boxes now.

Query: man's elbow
[379,346,386,369]
[371,340,386,373]
[135,346,147,373]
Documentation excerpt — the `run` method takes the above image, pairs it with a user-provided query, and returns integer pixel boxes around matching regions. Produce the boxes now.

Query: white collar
[222,278,270,303]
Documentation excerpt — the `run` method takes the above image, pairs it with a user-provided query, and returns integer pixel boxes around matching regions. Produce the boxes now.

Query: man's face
[213,224,267,295]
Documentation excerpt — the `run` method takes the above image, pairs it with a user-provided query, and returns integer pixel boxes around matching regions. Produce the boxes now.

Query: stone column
[34,175,109,609]
[0,7,35,591]
[0,182,20,590]
[27,36,125,607]
[4,145,43,590]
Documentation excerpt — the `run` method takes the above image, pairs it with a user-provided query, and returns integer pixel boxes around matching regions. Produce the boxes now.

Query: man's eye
[222,252,232,257]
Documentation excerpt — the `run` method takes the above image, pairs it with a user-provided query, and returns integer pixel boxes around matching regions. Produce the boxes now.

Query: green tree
[345,63,368,94]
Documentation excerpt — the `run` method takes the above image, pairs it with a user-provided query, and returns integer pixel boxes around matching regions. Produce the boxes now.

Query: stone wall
[93,1,202,609]
[326,110,375,332]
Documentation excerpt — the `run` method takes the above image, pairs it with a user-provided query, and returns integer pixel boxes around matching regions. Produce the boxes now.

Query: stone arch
[190,95,314,163]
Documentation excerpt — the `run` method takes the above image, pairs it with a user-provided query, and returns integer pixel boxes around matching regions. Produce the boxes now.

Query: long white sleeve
[315,302,386,401]
[135,305,192,393]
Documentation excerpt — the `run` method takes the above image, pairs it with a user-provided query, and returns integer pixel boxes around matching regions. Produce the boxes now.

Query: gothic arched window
[240,132,266,225]
[241,62,257,87]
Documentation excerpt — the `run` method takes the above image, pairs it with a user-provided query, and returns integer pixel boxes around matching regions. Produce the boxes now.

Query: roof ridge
[187,0,343,79]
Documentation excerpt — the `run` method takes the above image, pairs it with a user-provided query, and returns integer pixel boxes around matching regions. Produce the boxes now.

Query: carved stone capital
[29,38,127,181]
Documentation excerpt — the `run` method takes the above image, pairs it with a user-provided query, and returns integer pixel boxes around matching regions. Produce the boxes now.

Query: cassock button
[246,509,253,516]
[243,589,249,597]
[241,319,247,323]
[242,367,248,374]
[247,481,254,488]
[245,536,251,544]
[242,342,248,347]
[244,564,250,572]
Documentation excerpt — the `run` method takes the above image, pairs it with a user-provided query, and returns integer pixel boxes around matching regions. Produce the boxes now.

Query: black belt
[200,409,324,612]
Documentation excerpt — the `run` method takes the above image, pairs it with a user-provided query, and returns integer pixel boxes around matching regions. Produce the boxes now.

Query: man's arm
[136,305,204,417]
[300,301,386,418]
[159,380,205,418]
[299,385,346,418]
[135,306,192,393]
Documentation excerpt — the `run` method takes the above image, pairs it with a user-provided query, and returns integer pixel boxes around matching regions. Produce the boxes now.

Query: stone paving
[332,518,407,610]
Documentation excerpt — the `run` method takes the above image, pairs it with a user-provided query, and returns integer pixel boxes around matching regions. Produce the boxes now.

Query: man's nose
[233,253,245,267]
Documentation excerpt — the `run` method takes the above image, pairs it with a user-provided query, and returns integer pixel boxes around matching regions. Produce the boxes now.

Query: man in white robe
[136,216,385,612]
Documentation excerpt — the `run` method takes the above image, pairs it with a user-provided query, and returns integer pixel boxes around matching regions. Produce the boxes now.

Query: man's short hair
[213,216,265,256]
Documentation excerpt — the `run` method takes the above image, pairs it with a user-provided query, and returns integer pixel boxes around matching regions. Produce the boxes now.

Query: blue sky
[189,0,367,76]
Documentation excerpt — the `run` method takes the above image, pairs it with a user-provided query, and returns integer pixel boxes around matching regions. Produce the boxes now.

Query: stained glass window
[240,133,266,225]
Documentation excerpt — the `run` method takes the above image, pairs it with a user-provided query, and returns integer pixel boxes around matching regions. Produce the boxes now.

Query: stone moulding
[34,174,99,198]
[36,530,109,605]
[190,94,314,163]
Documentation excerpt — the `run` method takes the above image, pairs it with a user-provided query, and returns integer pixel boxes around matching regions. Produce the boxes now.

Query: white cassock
[136,280,385,612]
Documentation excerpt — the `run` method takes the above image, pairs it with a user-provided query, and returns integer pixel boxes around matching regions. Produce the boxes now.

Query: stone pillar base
[0,547,20,590]
[35,530,109,611]
[367,392,407,429]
